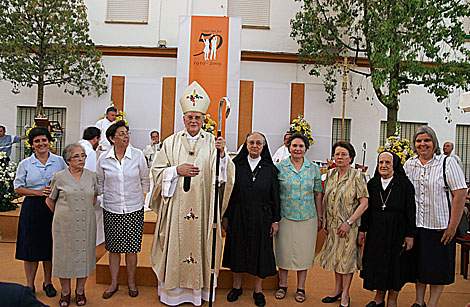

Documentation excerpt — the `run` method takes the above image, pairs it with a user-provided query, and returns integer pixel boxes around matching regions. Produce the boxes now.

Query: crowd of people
[2,82,469,307]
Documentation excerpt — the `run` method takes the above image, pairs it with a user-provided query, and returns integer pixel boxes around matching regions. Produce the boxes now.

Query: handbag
[443,156,469,237]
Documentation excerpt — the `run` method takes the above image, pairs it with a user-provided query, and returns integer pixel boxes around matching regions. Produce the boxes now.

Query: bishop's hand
[177,163,200,177]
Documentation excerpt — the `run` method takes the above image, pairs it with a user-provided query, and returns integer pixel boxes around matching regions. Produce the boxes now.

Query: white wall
[80,56,176,149]
[85,0,303,53]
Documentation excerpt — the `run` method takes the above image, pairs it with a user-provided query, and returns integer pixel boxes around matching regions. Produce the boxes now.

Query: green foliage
[291,0,470,136]
[0,0,107,113]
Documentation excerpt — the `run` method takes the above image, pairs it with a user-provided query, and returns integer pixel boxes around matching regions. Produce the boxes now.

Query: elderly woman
[14,127,67,297]
[222,132,280,307]
[318,141,368,307]
[359,152,416,307]
[404,126,466,307]
[274,133,323,303]
[45,144,98,307]
[97,120,150,299]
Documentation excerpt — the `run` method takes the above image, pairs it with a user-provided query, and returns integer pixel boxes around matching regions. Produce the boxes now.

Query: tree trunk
[36,75,45,117]
[386,103,398,137]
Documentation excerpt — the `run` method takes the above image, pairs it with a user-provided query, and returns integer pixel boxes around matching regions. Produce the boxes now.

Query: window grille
[331,118,351,146]
[15,106,66,161]
[379,121,427,146]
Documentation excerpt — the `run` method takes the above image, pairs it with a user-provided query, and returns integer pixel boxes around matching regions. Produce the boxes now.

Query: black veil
[233,132,274,166]
[373,151,406,179]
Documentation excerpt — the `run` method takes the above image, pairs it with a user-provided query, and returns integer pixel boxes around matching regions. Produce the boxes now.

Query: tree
[0,0,107,116]
[291,0,470,136]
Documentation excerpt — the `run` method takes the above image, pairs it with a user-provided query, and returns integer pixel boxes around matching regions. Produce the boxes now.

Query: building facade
[1,0,469,178]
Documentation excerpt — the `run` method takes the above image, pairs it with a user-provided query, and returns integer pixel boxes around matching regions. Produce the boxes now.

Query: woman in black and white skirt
[96,120,150,299]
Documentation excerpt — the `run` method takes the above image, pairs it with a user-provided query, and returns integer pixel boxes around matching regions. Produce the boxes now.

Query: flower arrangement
[202,114,217,135]
[115,110,128,126]
[289,114,314,144]
[377,135,414,165]
[0,152,18,212]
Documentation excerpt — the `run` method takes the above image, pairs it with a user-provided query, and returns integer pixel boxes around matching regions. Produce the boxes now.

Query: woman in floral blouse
[318,141,368,307]
[274,134,323,303]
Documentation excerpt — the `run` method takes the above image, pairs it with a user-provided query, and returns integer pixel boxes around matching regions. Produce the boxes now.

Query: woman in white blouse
[404,126,466,307]
[96,120,150,299]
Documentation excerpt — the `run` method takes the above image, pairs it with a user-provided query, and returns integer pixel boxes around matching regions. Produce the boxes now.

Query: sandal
[75,290,86,306]
[295,289,306,303]
[59,292,71,307]
[275,286,287,300]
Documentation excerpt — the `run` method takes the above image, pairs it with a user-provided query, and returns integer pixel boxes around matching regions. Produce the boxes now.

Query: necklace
[252,165,261,182]
[379,183,393,210]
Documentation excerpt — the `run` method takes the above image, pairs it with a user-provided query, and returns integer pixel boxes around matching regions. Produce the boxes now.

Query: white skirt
[275,217,317,270]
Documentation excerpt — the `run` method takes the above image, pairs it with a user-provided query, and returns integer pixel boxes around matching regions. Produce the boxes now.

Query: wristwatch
[346,219,354,226]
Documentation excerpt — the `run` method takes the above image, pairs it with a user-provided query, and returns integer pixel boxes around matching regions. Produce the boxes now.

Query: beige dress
[317,168,368,274]
[50,168,98,278]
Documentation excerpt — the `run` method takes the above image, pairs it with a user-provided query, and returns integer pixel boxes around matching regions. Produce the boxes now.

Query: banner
[176,16,241,148]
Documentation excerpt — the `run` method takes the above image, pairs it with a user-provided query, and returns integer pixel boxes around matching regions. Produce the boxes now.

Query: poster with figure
[176,16,241,148]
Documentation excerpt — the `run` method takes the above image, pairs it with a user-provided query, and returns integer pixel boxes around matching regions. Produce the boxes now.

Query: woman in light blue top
[14,127,66,297]
[274,134,323,303]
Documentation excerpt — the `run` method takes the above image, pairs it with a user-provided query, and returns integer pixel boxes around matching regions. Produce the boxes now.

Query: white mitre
[179,81,210,114]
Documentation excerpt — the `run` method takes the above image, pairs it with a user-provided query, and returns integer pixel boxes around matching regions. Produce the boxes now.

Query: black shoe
[43,283,57,297]
[366,301,385,307]
[226,288,242,302]
[411,304,427,307]
[253,292,266,307]
[322,293,342,303]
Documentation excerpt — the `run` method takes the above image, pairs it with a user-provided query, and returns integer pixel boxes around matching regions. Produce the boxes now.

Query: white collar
[247,155,261,171]
[185,130,201,141]
[381,176,393,189]
[105,145,132,160]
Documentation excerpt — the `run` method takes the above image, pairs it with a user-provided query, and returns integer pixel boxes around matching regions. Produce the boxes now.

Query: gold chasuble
[150,129,235,293]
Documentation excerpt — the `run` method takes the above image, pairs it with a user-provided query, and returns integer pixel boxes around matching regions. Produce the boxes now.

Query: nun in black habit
[359,151,416,307]
[222,132,280,307]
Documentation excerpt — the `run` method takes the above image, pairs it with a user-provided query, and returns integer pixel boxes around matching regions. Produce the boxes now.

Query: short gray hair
[412,125,441,155]
[62,143,85,164]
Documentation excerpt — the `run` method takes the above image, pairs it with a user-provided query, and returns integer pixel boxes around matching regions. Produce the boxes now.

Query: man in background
[95,106,117,153]
[143,130,161,168]
[443,141,464,170]
[272,131,292,164]
[0,125,21,157]
[78,126,105,246]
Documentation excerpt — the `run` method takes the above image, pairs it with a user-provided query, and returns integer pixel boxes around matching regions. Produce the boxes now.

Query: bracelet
[346,219,353,226]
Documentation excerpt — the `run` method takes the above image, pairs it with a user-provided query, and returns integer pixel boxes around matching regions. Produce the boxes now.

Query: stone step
[143,210,156,234]
[95,234,279,289]
[0,203,21,243]
[0,205,157,243]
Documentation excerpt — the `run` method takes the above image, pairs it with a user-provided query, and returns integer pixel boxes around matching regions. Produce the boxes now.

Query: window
[106,0,149,24]
[455,124,470,181]
[331,118,351,146]
[228,0,270,29]
[15,107,66,161]
[379,121,427,146]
